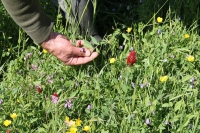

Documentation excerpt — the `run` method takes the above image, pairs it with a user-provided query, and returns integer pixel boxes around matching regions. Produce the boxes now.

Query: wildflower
[130,47,133,51]
[163,59,167,62]
[31,64,38,71]
[51,93,59,104]
[157,29,161,34]
[64,100,73,109]
[159,76,168,82]
[140,84,145,88]
[43,49,48,54]
[17,99,20,103]
[109,58,116,64]
[145,118,150,125]
[75,118,82,126]
[126,51,136,66]
[8,48,11,52]
[187,55,194,62]
[126,27,132,33]
[10,113,18,119]
[37,86,42,93]
[0,99,3,104]
[184,34,190,39]
[190,77,194,83]
[127,6,130,10]
[87,104,91,110]
[67,120,76,127]
[190,124,194,129]
[118,75,122,80]
[170,54,175,58]
[65,116,70,123]
[165,121,169,125]
[70,127,77,133]
[157,17,163,23]
[119,45,123,50]
[148,102,152,106]
[24,53,32,60]
[152,111,155,115]
[3,120,11,127]
[83,126,90,132]
[140,0,142,3]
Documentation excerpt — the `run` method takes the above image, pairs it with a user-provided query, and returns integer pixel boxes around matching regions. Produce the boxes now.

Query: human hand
[41,31,98,65]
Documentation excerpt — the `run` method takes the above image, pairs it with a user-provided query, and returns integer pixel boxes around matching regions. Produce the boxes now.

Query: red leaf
[126,51,136,66]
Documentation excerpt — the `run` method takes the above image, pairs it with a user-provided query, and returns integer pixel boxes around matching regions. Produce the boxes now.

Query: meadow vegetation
[0,0,200,132]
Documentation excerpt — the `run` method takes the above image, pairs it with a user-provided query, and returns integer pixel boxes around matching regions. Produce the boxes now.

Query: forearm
[1,0,53,44]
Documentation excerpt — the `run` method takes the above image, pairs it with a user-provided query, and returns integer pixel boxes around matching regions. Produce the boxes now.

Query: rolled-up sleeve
[1,0,54,44]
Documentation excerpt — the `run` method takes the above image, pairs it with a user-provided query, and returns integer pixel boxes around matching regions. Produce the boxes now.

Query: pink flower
[51,93,59,104]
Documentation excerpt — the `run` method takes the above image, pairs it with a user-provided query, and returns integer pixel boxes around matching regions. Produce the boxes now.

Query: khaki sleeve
[1,0,54,44]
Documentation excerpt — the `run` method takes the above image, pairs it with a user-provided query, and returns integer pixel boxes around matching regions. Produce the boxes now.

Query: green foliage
[0,0,200,132]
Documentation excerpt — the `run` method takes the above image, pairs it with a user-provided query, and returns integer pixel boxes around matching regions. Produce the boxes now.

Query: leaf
[122,33,130,40]
[30,118,38,123]
[84,40,94,49]
[90,36,99,45]
[174,100,182,111]
[145,95,150,106]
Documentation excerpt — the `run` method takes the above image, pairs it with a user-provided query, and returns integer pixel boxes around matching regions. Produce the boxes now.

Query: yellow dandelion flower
[10,113,18,119]
[187,55,194,62]
[3,120,11,127]
[126,27,132,33]
[157,17,163,23]
[70,127,77,133]
[159,76,168,82]
[83,126,90,132]
[65,116,70,122]
[184,34,190,39]
[43,49,48,54]
[109,58,116,64]
[75,118,82,126]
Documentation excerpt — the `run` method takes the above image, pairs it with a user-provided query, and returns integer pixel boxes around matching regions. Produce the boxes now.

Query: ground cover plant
[0,0,200,132]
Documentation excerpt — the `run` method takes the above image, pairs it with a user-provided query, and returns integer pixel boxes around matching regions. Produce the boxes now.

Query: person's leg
[51,0,102,42]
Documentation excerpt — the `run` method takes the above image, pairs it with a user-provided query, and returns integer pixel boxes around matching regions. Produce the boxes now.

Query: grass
[0,0,200,132]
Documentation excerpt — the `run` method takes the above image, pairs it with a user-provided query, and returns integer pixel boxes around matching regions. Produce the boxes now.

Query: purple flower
[0,99,3,104]
[145,118,150,125]
[157,29,161,34]
[118,75,122,81]
[130,47,134,51]
[148,102,152,106]
[170,54,175,58]
[24,53,32,60]
[31,64,38,71]
[119,45,123,50]
[51,95,59,104]
[190,77,194,83]
[165,121,169,125]
[87,105,91,110]
[64,100,73,109]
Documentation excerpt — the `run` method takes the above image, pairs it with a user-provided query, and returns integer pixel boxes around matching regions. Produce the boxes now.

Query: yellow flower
[75,118,82,126]
[66,132,71,133]
[159,76,168,82]
[109,58,116,64]
[43,49,48,54]
[83,126,90,132]
[126,27,132,33]
[184,34,190,39]
[157,17,163,23]
[8,48,11,52]
[65,116,70,122]
[70,127,77,133]
[3,120,11,127]
[10,113,18,119]
[187,55,194,62]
